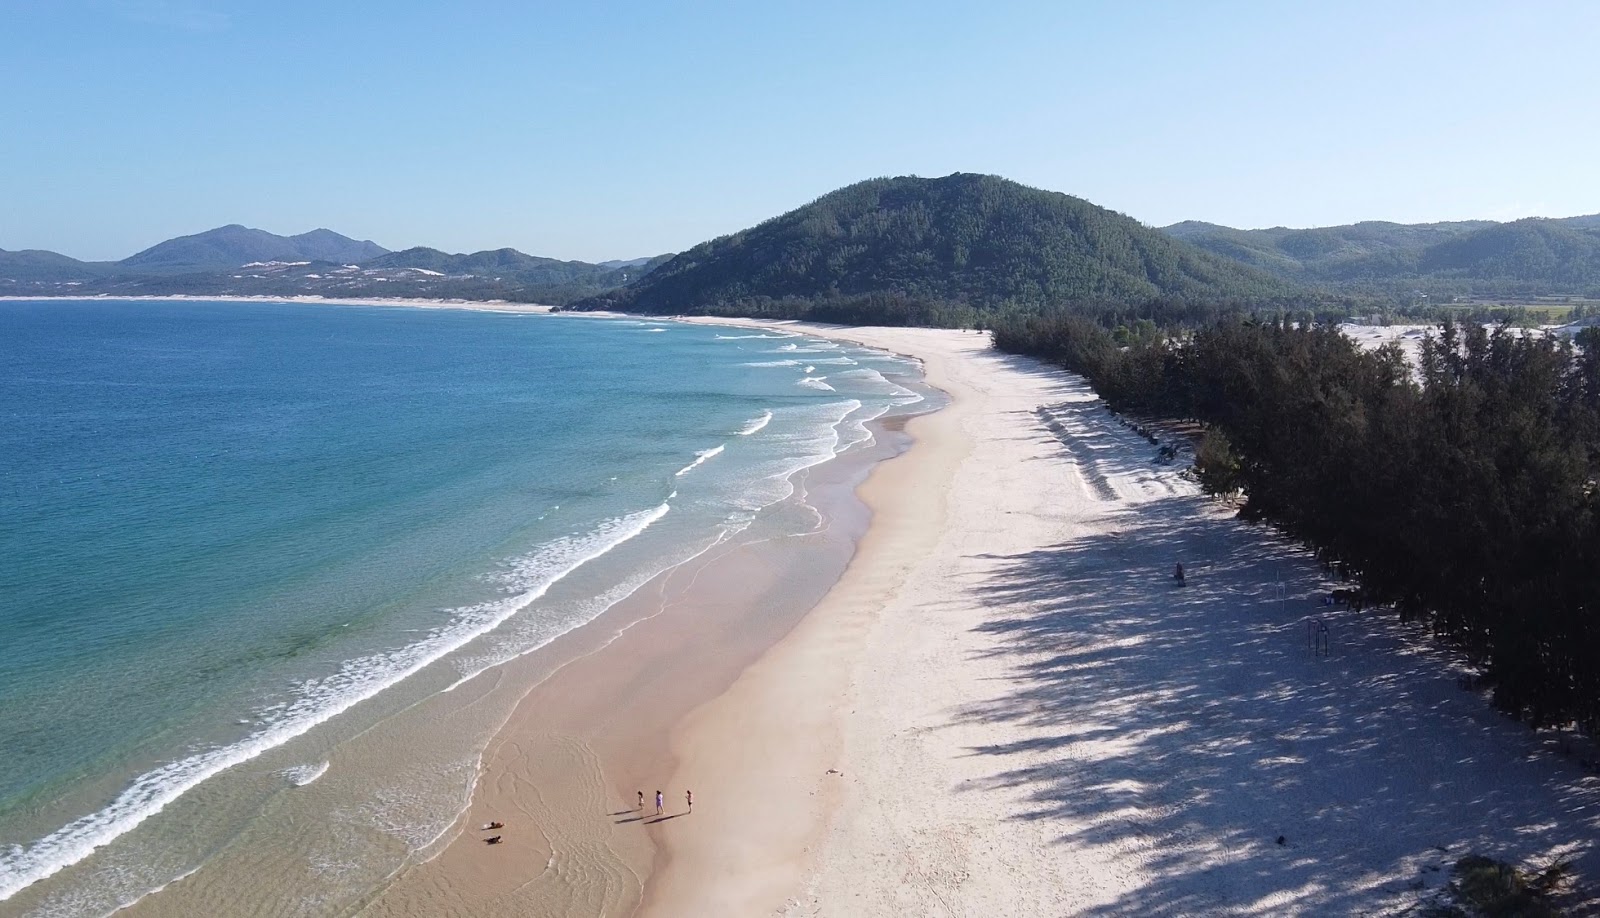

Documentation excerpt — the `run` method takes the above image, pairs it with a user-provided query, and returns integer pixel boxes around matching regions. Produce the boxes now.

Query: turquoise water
[0,300,927,909]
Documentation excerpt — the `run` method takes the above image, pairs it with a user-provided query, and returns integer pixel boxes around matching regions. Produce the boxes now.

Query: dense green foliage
[993,314,1600,731]
[1168,216,1600,298]
[1425,854,1568,918]
[573,173,1299,318]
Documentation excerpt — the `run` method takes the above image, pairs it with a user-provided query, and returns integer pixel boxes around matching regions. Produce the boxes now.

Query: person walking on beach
[655,790,664,816]
[637,790,644,810]
[686,789,693,813]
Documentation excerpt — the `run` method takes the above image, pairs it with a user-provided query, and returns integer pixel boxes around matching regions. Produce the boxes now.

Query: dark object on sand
[482,821,504,830]
[485,835,503,845]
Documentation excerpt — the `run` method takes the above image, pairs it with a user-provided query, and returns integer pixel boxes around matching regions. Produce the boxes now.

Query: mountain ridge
[1161,214,1600,296]
[120,224,390,271]
[572,173,1298,320]
[1,228,669,304]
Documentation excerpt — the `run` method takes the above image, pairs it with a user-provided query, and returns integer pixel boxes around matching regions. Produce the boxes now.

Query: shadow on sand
[950,489,1600,915]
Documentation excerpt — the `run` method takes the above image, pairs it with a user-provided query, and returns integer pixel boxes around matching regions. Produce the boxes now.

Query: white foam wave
[727,400,861,511]
[443,528,724,692]
[282,762,330,787]
[675,444,726,477]
[769,341,839,354]
[738,411,773,436]
[645,328,665,333]
[837,402,894,452]
[835,367,926,405]
[797,377,834,391]
[741,360,801,368]
[0,503,670,903]
[715,333,790,339]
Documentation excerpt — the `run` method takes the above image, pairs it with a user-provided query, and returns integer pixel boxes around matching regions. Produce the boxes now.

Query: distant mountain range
[0,225,668,304]
[574,173,1295,321]
[8,184,1600,313]
[121,225,389,271]
[1161,215,1600,297]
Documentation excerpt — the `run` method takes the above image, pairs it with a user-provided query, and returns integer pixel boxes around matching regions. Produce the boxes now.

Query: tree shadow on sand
[951,492,1600,916]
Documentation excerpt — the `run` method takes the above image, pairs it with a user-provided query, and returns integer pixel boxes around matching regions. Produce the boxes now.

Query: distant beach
[0,293,557,313]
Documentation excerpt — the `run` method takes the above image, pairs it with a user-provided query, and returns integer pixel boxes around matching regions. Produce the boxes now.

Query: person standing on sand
[686,789,693,813]
[655,790,664,816]
[637,790,644,810]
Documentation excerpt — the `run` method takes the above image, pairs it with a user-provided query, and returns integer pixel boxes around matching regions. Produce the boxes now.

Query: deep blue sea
[0,300,926,912]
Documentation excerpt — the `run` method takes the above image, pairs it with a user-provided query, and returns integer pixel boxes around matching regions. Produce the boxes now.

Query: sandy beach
[345,317,1600,916]
[635,321,1600,916]
[29,303,1591,916]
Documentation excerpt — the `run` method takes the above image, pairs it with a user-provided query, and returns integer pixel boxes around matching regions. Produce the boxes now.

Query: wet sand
[295,317,1599,917]
[355,398,910,917]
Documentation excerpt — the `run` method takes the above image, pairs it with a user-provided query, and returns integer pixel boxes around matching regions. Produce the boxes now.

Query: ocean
[0,299,931,916]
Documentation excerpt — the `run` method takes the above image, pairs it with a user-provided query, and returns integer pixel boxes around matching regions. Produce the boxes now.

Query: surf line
[675,444,726,477]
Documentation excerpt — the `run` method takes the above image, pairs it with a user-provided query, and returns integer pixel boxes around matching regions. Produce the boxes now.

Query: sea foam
[281,762,330,787]
[738,411,773,436]
[675,444,726,477]
[0,502,670,903]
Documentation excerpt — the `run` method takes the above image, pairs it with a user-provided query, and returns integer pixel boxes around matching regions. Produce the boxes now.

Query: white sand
[647,322,1599,916]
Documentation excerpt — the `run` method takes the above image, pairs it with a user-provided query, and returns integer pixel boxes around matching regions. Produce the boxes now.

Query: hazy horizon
[5,1,1598,262]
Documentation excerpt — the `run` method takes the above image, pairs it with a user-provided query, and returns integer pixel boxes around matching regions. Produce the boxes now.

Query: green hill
[0,249,111,282]
[1418,219,1600,287]
[1164,215,1600,296]
[364,246,606,284]
[573,174,1297,319]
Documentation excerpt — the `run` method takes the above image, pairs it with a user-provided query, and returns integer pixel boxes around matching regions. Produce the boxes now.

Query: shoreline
[638,322,974,916]
[0,303,921,917]
[0,293,559,313]
[338,327,934,916]
[635,320,1600,915]
[14,299,1597,915]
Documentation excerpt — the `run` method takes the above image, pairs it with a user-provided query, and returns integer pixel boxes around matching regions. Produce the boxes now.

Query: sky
[3,0,1598,262]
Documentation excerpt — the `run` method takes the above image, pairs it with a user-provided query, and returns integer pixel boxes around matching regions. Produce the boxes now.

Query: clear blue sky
[4,0,1598,262]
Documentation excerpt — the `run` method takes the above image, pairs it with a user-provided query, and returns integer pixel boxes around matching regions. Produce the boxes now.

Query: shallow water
[0,301,931,916]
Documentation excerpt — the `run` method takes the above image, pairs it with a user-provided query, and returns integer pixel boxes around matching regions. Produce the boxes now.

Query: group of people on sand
[480,788,692,848]
[638,788,692,816]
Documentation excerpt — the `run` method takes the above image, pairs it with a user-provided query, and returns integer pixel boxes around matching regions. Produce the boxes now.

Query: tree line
[992,313,1600,733]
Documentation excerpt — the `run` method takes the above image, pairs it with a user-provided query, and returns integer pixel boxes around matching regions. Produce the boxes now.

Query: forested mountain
[0,249,111,282]
[572,174,1300,322]
[121,225,389,271]
[367,247,611,284]
[1165,215,1600,296]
